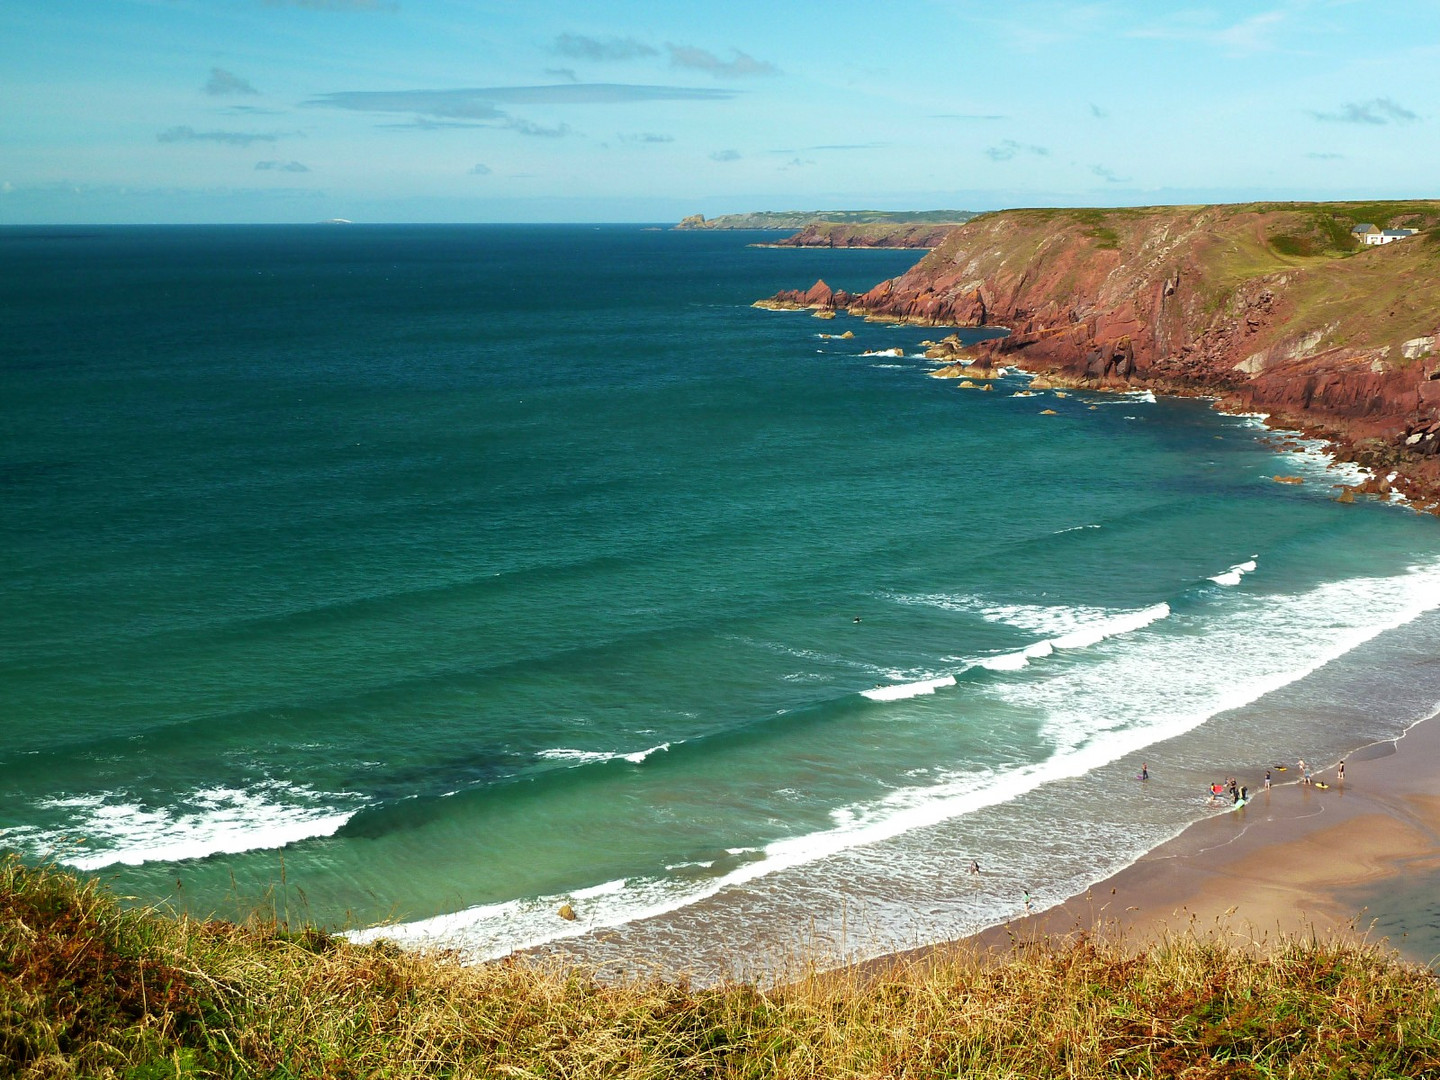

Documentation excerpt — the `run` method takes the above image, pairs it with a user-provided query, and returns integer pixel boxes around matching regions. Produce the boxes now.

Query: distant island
[758,200,1440,507]
[676,210,978,249]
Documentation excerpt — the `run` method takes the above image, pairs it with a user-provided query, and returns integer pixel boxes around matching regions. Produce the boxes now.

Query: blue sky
[2,0,1437,223]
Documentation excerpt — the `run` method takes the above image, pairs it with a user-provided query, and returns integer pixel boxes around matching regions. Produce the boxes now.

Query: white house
[1360,225,1420,246]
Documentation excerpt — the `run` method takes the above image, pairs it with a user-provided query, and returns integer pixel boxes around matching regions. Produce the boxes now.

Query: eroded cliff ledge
[758,202,1440,508]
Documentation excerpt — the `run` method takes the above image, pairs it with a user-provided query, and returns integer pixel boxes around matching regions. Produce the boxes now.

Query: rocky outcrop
[758,202,1440,509]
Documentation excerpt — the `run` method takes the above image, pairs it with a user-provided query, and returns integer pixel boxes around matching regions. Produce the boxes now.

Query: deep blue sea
[5,224,1440,975]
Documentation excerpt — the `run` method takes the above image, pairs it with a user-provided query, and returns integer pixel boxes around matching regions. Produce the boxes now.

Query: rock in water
[558,903,577,921]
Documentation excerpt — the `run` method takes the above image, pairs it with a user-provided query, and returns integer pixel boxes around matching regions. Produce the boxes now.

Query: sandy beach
[956,712,1440,968]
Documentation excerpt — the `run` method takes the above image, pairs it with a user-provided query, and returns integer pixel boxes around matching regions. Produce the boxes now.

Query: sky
[2,0,1437,223]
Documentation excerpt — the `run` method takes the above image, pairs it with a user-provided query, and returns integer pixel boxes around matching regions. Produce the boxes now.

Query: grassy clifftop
[906,200,1440,348]
[5,857,1440,1078]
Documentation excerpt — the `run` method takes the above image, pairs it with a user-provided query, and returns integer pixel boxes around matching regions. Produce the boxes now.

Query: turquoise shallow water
[4,224,1440,974]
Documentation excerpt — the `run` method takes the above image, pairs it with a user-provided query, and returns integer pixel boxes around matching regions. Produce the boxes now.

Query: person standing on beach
[1299,759,1310,785]
[1140,762,1148,781]
[1338,760,1345,784]
[1264,769,1271,789]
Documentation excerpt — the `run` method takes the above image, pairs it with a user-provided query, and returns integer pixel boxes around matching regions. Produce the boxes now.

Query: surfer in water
[968,860,981,875]
[1139,762,1149,781]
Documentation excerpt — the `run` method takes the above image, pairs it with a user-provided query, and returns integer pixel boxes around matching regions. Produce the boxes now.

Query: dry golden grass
[3,855,1439,1079]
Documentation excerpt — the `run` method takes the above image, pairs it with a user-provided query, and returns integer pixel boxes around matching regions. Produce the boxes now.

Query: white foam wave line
[1209,558,1258,587]
[34,785,363,871]
[538,749,617,765]
[875,596,1174,678]
[621,742,671,764]
[1053,524,1102,536]
[1273,439,1371,488]
[973,602,1171,672]
[539,742,672,766]
[861,675,956,701]
[883,592,1119,638]
[351,560,1440,963]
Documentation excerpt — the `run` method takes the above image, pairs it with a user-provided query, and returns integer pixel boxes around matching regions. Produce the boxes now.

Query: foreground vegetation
[4,857,1439,1079]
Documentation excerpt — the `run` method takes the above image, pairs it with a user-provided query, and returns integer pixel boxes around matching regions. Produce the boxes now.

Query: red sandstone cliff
[759,202,1440,506]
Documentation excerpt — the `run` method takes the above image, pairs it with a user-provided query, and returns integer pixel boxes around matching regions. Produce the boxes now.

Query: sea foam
[1209,558,1258,587]
[31,782,362,871]
[861,675,957,701]
[350,557,1440,963]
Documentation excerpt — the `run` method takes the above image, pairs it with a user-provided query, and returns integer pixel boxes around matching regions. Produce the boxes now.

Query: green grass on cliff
[5,857,1440,1079]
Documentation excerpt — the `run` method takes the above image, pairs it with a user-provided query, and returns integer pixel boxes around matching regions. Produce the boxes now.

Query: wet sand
[956,713,1440,967]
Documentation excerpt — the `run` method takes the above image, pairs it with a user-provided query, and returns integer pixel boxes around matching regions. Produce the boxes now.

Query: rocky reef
[757,202,1440,508]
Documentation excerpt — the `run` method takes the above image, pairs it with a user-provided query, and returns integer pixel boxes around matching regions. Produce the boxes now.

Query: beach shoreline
[926,709,1440,970]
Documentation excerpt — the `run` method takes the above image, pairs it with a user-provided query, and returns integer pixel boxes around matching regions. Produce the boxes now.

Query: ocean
[4,223,1440,977]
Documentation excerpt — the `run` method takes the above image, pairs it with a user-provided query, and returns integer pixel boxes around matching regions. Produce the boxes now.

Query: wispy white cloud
[620,132,674,143]
[986,139,1049,161]
[505,118,573,138]
[667,45,779,78]
[553,34,657,61]
[1306,151,1344,159]
[1130,9,1286,54]
[158,126,289,147]
[1091,164,1129,183]
[1310,97,1418,124]
[932,113,1006,121]
[255,160,309,171]
[468,163,492,175]
[307,85,735,121]
[377,117,491,129]
[709,149,741,162]
[206,68,258,96]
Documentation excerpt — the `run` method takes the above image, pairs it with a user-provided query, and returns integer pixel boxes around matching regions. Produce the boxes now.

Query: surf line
[863,602,1172,700]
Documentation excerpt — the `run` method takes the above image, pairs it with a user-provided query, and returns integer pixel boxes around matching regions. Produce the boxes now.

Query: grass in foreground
[3,856,1439,1079]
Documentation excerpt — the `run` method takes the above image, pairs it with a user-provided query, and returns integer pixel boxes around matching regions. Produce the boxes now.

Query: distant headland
[676,209,977,249]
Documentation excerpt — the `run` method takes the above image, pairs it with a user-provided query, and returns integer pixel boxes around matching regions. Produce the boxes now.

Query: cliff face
[760,202,1440,506]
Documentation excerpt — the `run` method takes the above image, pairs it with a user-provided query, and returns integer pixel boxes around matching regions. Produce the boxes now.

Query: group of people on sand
[1204,757,1347,805]
[966,755,1350,918]
[1206,777,1247,805]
